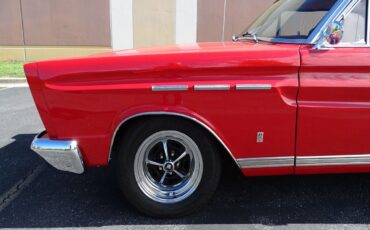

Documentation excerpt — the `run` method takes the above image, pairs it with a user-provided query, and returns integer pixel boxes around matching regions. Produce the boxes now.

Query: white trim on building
[110,0,198,50]
[110,0,133,50]
[175,0,198,44]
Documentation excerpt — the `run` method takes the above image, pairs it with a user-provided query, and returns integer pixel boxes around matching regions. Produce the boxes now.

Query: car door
[296,0,370,174]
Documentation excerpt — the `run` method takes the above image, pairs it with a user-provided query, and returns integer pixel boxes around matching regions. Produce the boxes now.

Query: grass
[0,61,25,78]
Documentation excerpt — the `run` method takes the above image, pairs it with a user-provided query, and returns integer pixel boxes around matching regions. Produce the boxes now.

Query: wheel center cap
[164,162,174,172]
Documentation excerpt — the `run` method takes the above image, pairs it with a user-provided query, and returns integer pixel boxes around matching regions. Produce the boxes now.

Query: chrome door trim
[109,111,239,166]
[236,84,272,90]
[152,85,189,91]
[296,154,370,166]
[194,84,230,91]
[237,156,294,168]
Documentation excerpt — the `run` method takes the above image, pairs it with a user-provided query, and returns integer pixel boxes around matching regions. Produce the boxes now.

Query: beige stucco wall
[0,0,24,46]
[21,0,111,46]
[0,46,112,61]
[0,0,111,61]
[0,0,274,61]
[197,0,274,42]
[133,0,176,48]
[224,0,274,40]
[197,0,225,42]
[132,0,273,47]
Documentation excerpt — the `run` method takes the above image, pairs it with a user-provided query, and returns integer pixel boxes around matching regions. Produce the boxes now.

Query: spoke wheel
[134,131,203,203]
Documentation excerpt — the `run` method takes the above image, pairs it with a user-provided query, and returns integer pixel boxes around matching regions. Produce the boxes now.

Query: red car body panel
[25,41,370,176]
[296,45,370,174]
[26,42,300,173]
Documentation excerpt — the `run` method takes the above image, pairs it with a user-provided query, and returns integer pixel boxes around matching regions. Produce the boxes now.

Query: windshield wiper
[232,32,259,43]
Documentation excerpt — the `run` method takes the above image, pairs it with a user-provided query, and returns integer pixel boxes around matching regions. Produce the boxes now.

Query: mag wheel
[134,130,203,203]
[116,118,221,218]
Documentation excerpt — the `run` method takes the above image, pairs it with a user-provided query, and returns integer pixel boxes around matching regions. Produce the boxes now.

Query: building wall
[197,0,274,42]
[0,0,24,46]
[133,0,176,48]
[223,0,275,40]
[0,0,111,61]
[130,0,273,47]
[21,0,110,46]
[0,0,273,61]
[197,0,225,42]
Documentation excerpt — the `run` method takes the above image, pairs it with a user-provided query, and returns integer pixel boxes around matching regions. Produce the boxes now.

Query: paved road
[1,87,370,230]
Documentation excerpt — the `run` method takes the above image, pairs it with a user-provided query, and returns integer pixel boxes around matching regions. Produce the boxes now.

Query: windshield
[242,0,339,40]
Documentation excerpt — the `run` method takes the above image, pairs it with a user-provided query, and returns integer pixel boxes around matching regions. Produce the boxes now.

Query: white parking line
[0,164,45,212]
[0,83,28,88]
[0,87,11,91]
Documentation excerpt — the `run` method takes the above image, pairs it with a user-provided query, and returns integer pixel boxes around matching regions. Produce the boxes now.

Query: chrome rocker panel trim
[31,131,85,174]
[296,154,370,167]
[237,156,294,168]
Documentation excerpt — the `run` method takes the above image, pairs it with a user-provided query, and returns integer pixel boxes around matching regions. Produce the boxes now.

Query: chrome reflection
[31,131,85,174]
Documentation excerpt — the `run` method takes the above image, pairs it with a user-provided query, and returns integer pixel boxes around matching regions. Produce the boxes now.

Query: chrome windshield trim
[297,154,370,166]
[194,84,230,91]
[237,156,294,168]
[152,85,189,91]
[236,84,272,90]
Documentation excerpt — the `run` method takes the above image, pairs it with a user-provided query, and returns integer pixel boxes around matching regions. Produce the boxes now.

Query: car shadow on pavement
[1,135,370,227]
[0,134,44,196]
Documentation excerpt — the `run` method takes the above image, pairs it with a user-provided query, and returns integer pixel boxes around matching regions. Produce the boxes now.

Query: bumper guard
[31,131,85,174]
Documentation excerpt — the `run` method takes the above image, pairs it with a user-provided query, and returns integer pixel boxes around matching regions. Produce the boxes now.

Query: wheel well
[109,114,239,169]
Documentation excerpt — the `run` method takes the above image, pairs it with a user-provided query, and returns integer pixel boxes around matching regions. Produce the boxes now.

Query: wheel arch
[109,112,240,168]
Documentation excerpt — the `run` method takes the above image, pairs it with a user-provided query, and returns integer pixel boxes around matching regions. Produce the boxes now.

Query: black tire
[115,117,221,218]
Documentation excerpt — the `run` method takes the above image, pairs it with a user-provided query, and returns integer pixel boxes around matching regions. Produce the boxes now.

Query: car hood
[35,42,301,82]
[93,42,295,58]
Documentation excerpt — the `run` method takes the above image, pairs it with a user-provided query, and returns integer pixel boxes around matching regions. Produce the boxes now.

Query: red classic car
[24,0,369,217]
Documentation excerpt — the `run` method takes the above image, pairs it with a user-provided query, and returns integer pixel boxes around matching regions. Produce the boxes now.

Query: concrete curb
[0,78,27,84]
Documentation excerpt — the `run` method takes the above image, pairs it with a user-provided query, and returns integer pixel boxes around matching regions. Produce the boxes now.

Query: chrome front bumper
[31,131,85,174]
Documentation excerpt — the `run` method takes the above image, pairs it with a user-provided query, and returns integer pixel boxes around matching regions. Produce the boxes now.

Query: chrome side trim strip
[109,112,239,167]
[236,84,272,90]
[152,85,189,91]
[194,84,230,91]
[237,156,294,168]
[152,84,272,91]
[296,154,370,167]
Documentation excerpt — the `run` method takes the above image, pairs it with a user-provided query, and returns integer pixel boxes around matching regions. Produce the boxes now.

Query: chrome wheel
[134,130,203,204]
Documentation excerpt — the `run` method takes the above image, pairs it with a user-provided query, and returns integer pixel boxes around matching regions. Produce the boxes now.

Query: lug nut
[159,167,163,171]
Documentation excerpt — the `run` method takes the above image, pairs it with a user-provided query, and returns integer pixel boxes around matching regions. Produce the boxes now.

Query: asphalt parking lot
[1,87,370,230]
